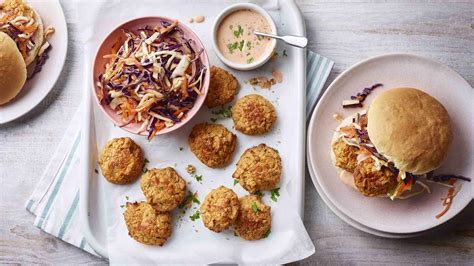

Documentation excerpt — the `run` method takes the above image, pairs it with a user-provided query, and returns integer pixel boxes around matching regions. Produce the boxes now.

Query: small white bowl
[212,3,277,71]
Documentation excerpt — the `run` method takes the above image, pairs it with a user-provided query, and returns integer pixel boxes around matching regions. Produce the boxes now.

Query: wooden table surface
[1,0,473,264]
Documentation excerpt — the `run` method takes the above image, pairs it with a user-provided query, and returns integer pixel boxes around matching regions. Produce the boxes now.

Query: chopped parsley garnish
[233,179,239,186]
[120,204,124,208]
[193,174,203,182]
[227,42,238,54]
[238,40,245,51]
[257,35,264,41]
[143,158,150,173]
[251,201,259,214]
[210,117,217,122]
[270,188,280,202]
[246,41,252,49]
[179,191,200,209]
[254,191,264,197]
[190,210,200,221]
[179,147,184,151]
[262,229,271,238]
[125,195,129,200]
[212,106,232,118]
[94,169,98,174]
[282,50,288,56]
[246,57,254,64]
[233,25,243,38]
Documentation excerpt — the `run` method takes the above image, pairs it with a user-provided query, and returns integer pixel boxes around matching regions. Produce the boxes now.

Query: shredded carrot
[339,126,356,138]
[435,178,456,219]
[18,23,37,34]
[181,78,189,99]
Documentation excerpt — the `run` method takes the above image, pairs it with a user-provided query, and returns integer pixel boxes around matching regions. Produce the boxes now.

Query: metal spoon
[254,31,308,48]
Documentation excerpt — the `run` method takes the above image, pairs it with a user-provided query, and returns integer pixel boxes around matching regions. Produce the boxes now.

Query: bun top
[0,32,27,105]
[367,88,452,175]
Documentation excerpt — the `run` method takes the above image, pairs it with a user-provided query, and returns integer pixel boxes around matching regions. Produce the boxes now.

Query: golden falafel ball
[141,167,186,212]
[123,201,172,246]
[188,123,237,168]
[233,144,281,193]
[234,195,271,241]
[231,94,277,135]
[98,137,144,185]
[332,138,359,172]
[353,158,398,197]
[200,186,239,233]
[205,66,239,108]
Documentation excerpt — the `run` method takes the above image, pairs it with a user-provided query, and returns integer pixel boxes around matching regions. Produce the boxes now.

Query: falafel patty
[123,201,172,246]
[233,144,281,193]
[200,186,239,233]
[234,195,271,241]
[188,123,237,168]
[353,158,398,196]
[98,137,144,185]
[332,138,359,172]
[231,94,276,135]
[141,167,186,212]
[205,66,239,108]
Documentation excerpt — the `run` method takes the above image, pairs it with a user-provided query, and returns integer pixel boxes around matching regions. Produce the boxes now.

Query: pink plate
[307,53,473,235]
[92,17,210,135]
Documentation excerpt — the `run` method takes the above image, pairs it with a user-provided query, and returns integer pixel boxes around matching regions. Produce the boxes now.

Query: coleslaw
[96,20,206,140]
[335,111,471,218]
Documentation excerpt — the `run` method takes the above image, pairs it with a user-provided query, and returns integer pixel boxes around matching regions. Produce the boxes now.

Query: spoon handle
[254,31,308,48]
[281,35,308,48]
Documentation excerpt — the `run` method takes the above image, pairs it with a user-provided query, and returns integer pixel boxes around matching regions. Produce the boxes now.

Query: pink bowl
[92,17,210,136]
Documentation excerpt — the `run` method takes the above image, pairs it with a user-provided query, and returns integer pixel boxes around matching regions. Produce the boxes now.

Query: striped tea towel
[24,50,333,257]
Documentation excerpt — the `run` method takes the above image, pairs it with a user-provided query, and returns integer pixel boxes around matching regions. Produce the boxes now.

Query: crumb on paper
[186,164,196,174]
[271,69,283,83]
[247,76,276,89]
[189,18,194,23]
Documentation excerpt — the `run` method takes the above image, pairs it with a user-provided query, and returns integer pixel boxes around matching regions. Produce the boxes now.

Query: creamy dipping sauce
[217,9,272,64]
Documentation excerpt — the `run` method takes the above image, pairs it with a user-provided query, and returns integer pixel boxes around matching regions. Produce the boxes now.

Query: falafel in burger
[331,88,454,200]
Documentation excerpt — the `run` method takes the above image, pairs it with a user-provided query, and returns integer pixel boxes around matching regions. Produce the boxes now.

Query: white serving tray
[79,0,306,261]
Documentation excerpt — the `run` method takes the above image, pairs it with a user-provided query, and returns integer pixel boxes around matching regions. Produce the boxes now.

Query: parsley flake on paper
[270,188,280,202]
[212,106,232,118]
[190,210,200,221]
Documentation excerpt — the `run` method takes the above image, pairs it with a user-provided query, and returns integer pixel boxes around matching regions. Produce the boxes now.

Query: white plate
[308,53,473,234]
[307,152,423,238]
[0,0,68,124]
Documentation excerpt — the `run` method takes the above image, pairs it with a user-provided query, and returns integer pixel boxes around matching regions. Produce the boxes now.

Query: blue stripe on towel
[58,191,80,239]
[306,51,334,117]
[36,133,81,228]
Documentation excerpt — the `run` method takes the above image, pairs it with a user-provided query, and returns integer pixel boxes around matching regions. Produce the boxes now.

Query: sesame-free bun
[367,88,452,175]
[0,32,27,105]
